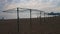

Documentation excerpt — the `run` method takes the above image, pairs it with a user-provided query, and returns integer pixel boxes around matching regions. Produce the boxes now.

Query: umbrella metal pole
[44,12,45,23]
[17,8,19,33]
[40,11,41,24]
[30,9,32,34]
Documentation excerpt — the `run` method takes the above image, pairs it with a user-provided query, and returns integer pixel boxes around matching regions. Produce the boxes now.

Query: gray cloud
[0,0,60,10]
[0,0,60,19]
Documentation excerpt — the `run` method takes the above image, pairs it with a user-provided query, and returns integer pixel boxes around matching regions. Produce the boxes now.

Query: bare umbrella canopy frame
[2,7,32,34]
[2,7,44,34]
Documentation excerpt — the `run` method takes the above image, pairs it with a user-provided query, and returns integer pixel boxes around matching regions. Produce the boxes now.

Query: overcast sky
[0,0,60,19]
[0,0,60,12]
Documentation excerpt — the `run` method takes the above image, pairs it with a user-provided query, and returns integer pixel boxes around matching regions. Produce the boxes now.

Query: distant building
[1,17,4,21]
[48,12,60,16]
